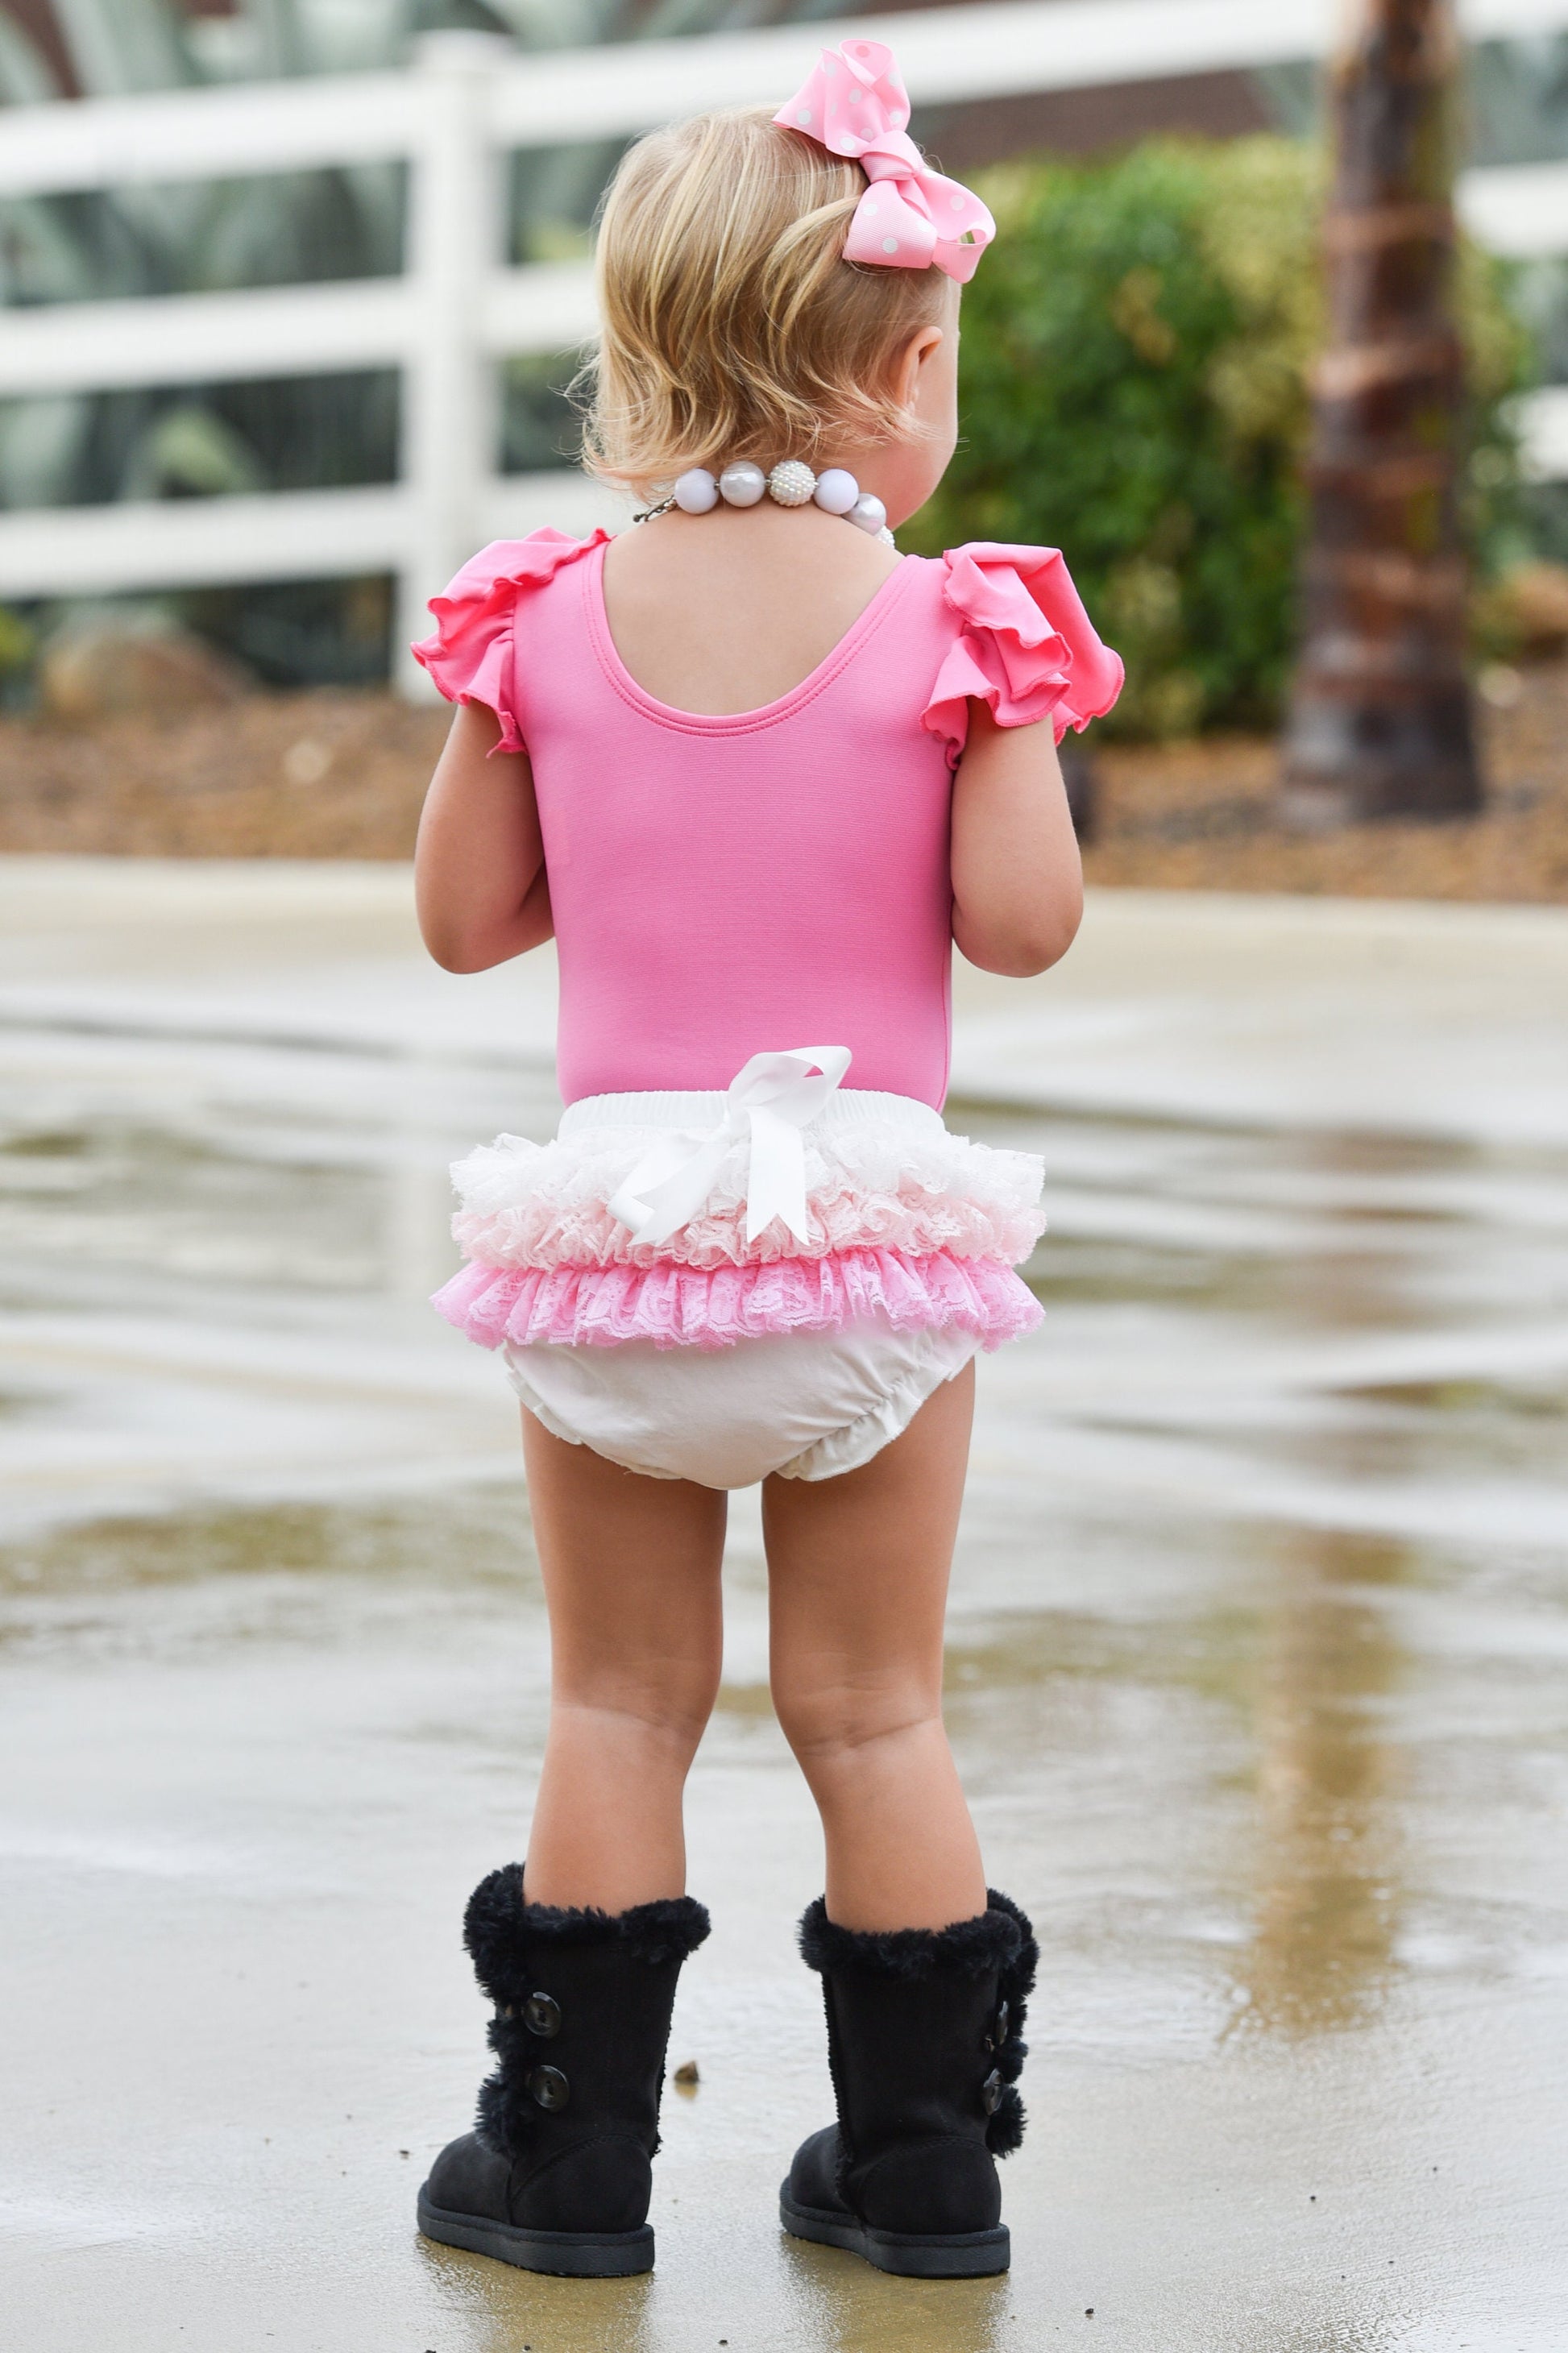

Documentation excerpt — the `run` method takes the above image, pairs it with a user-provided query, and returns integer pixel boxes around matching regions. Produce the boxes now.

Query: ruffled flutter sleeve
[410,527,610,757]
[922,542,1124,768]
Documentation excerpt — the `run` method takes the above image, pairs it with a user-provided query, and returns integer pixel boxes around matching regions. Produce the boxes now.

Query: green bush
[906,138,1529,737]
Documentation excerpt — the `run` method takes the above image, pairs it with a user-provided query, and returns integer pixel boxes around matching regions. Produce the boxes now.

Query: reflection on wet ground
[2,901,1568,2349]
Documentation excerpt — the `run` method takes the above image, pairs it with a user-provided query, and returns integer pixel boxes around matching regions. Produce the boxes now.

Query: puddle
[0,1490,537,1600]
[2,1007,1567,2347]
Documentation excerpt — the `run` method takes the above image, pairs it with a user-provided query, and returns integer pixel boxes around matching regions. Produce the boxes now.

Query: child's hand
[415,700,553,971]
[949,703,1083,977]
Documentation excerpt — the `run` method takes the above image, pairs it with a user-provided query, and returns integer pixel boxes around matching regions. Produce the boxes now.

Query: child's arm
[948,702,1084,977]
[415,702,554,973]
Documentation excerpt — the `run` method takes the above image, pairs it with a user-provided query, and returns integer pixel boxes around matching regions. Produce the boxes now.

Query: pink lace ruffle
[923,542,1124,767]
[409,528,609,755]
[433,1247,1043,1353]
[450,1125,1045,1273]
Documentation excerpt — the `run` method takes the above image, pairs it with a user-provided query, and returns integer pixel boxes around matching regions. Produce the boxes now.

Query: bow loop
[608,1047,852,1251]
[774,39,994,284]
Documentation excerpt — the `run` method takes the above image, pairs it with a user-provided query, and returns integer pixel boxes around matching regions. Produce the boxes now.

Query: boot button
[987,1999,1010,2051]
[524,1991,562,2038]
[528,2065,570,2111]
[981,2068,1002,2114]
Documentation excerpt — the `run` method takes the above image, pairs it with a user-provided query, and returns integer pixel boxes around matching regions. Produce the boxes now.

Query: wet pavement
[2,860,1566,2351]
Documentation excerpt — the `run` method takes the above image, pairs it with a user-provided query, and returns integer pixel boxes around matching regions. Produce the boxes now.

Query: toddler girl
[410,38,1121,2284]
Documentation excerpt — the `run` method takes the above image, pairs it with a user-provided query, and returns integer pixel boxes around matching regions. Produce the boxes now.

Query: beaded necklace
[636,460,894,545]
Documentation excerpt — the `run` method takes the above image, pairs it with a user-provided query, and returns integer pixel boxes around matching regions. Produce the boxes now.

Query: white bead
[877,525,897,546]
[767,459,817,508]
[672,467,718,514]
[718,461,766,508]
[846,491,887,534]
[813,467,859,515]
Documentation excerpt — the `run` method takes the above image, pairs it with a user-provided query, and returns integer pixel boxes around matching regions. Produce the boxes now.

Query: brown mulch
[3,663,1568,899]
[0,691,447,861]
[1086,661,1568,901]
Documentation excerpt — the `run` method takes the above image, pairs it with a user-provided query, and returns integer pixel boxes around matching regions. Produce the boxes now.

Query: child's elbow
[1014,900,1083,976]
[426,940,485,974]
[419,916,494,974]
[960,889,1083,978]
[987,929,1074,978]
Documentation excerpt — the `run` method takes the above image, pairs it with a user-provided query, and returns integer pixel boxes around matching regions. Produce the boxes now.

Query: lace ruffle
[923,541,1124,767]
[433,1248,1042,1353]
[448,1117,1044,1272]
[409,528,610,755]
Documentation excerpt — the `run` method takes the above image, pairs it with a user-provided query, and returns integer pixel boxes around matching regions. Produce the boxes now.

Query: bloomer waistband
[450,1089,1043,1275]
[559,1087,946,1141]
[563,1052,941,1255]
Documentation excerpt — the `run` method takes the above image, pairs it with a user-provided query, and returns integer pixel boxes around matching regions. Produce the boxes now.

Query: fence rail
[4,0,1568,691]
[0,264,597,396]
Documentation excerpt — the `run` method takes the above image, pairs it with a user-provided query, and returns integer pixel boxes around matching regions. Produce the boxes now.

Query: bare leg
[521,1410,727,1912]
[762,1363,987,1932]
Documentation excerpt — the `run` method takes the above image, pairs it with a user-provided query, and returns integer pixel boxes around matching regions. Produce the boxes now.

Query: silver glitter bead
[767,459,817,508]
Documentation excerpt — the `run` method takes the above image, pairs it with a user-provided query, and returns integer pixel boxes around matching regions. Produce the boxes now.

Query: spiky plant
[0,0,786,679]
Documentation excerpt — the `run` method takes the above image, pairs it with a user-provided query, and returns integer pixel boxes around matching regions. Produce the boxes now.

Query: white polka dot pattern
[769,38,996,284]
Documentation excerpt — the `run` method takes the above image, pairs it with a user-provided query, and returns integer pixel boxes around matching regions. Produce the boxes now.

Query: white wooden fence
[4,0,1568,693]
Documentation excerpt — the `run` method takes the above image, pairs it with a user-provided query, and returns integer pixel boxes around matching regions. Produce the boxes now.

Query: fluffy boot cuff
[798,1890,1038,2158]
[798,1890,1033,1985]
[464,1863,711,2006]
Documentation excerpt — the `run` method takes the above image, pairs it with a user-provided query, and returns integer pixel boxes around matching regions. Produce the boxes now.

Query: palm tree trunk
[1282,0,1482,825]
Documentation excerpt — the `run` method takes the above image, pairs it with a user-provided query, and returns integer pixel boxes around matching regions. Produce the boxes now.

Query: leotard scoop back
[415,529,1123,1110]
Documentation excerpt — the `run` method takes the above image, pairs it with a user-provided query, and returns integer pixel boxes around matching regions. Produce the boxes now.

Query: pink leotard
[416,530,1122,1109]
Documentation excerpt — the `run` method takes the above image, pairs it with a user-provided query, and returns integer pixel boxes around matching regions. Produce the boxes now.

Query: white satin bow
[607,1046,852,1249]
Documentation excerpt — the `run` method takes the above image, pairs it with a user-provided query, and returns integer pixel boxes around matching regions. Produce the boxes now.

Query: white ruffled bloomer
[433,1085,1046,1488]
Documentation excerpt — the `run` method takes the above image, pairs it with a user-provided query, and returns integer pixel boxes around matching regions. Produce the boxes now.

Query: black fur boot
[780,1890,1037,2278]
[417,1864,710,2276]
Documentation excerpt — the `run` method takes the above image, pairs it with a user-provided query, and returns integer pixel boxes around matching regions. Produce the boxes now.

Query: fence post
[396,31,510,699]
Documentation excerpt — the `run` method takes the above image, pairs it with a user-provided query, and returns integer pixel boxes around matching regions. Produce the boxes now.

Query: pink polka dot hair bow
[774,38,995,284]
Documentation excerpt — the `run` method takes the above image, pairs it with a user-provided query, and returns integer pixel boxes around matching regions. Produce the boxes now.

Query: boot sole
[417,2185,654,2276]
[779,2185,1010,2278]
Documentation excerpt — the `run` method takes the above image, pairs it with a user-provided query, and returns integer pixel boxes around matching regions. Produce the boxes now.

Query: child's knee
[770,1674,940,1775]
[554,1665,719,1757]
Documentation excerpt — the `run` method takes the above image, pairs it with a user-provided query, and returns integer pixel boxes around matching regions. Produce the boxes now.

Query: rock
[282,736,335,786]
[39,611,253,723]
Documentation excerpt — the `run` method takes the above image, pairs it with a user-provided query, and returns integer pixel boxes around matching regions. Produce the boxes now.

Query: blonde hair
[579,106,948,498]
